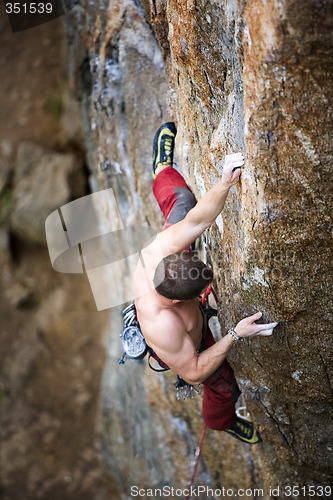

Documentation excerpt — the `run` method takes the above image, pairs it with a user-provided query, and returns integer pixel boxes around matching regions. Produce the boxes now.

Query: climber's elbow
[184,210,210,235]
[183,376,203,387]
[175,354,209,386]
[191,377,205,386]
[181,368,206,387]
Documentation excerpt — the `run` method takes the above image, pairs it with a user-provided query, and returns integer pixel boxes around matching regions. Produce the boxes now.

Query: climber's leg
[152,123,197,228]
[201,328,240,431]
[153,167,197,228]
[201,328,262,443]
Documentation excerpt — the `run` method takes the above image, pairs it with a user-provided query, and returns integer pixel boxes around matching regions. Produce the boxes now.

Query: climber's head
[153,251,213,301]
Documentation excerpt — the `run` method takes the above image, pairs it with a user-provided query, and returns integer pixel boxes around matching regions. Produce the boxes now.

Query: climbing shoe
[152,122,177,178]
[225,417,262,444]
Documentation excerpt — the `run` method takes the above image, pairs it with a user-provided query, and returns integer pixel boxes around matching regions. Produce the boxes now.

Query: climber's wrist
[220,175,233,189]
[228,327,244,343]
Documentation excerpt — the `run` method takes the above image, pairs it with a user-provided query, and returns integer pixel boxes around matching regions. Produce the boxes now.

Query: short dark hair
[153,251,213,301]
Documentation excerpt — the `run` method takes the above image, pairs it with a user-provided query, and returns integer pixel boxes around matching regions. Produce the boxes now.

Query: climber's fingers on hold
[256,322,279,333]
[247,311,263,323]
[230,168,241,179]
[232,161,244,171]
[224,154,244,176]
[256,329,274,336]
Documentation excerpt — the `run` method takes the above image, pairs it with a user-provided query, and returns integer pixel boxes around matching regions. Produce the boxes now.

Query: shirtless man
[134,123,278,443]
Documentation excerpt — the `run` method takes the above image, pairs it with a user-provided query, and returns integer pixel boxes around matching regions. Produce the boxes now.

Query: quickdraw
[174,375,202,401]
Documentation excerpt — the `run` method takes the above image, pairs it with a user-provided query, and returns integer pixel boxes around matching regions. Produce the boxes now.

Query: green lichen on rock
[42,87,64,120]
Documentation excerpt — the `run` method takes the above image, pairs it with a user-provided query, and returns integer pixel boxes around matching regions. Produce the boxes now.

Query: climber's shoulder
[139,220,201,265]
[135,295,184,345]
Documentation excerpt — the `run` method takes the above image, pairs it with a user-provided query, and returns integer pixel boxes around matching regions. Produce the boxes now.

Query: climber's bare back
[134,248,204,368]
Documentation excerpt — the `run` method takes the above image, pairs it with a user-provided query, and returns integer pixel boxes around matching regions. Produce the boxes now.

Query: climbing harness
[118,298,214,400]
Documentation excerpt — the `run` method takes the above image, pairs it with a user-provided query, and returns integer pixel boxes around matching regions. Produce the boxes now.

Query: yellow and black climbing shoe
[225,417,262,444]
[152,122,177,178]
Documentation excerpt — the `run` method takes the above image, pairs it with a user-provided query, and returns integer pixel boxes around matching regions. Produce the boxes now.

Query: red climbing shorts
[153,167,239,431]
[201,327,239,431]
[153,166,196,229]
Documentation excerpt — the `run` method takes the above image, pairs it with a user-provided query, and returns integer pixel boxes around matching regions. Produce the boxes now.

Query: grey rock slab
[10,142,83,244]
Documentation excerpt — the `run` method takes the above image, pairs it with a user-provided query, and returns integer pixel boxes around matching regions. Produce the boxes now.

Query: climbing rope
[184,423,207,500]
[201,283,218,308]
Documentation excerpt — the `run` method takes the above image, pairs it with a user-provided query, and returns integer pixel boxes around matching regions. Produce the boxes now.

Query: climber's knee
[167,187,197,224]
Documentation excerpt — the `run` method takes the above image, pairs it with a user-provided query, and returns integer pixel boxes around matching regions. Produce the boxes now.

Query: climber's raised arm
[184,152,243,231]
[142,153,244,264]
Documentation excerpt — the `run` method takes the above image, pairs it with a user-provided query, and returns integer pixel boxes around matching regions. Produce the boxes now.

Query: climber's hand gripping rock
[234,312,278,339]
[222,152,244,187]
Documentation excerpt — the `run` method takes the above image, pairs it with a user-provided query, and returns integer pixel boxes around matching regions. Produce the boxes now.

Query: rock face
[10,142,84,244]
[64,0,332,497]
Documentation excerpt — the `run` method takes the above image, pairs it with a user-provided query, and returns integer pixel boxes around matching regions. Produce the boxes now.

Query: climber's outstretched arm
[147,310,278,386]
[142,153,244,264]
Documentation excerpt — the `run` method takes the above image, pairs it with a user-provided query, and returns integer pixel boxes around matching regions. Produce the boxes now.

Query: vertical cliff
[152,0,333,491]
[64,0,332,497]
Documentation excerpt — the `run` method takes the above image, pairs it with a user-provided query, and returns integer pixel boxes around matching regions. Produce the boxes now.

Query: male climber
[134,123,278,443]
